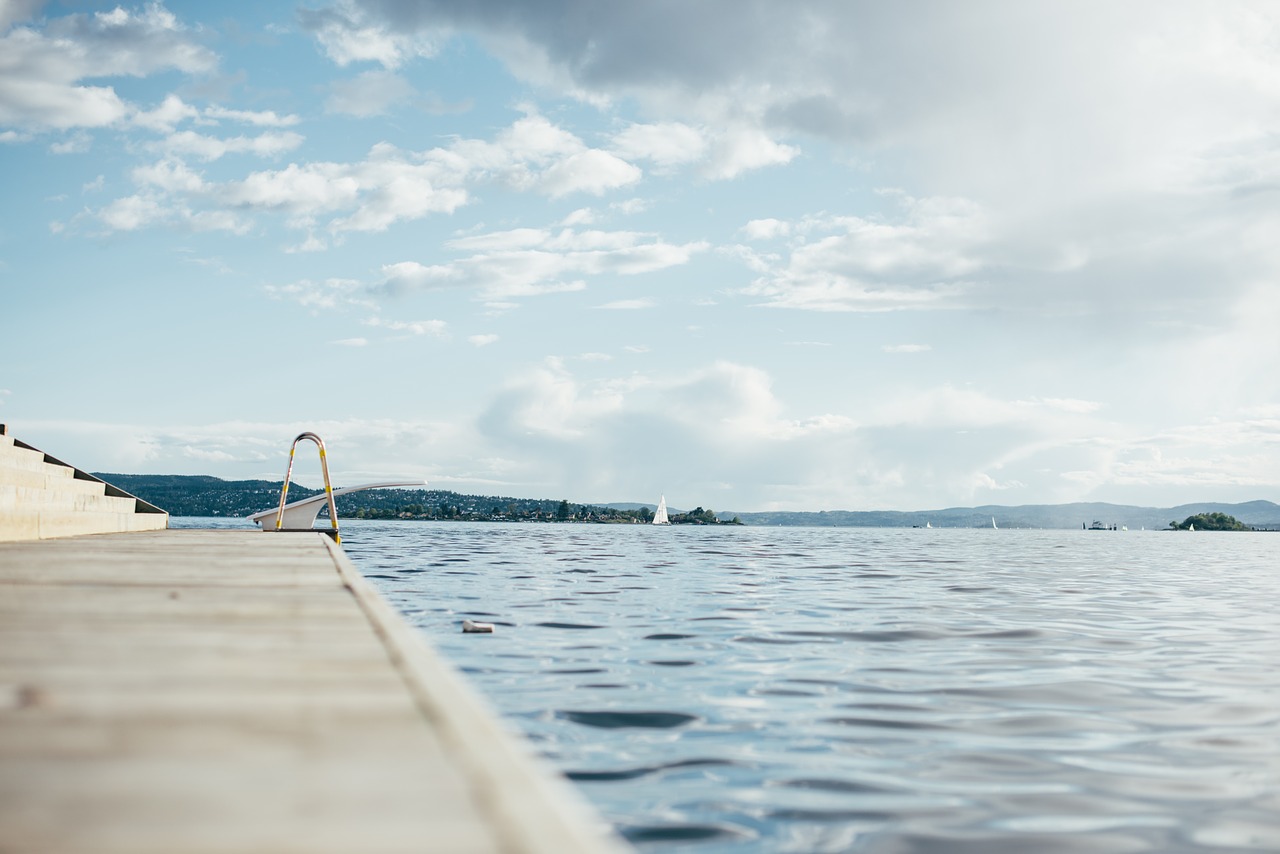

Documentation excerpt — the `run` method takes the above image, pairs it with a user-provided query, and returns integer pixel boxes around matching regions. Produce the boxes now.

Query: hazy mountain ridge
[720,500,1280,530]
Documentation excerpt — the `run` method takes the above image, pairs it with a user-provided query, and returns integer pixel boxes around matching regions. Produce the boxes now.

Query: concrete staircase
[0,424,168,541]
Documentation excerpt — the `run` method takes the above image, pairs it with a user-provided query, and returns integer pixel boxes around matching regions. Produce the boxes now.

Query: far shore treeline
[96,474,741,525]
[95,474,1280,530]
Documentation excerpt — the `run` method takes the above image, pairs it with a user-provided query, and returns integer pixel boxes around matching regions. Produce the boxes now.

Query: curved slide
[249,481,427,531]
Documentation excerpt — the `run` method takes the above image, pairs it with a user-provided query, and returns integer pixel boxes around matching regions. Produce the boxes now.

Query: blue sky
[2,0,1279,512]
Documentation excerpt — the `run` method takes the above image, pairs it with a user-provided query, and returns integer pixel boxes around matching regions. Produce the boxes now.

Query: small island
[1169,512,1251,531]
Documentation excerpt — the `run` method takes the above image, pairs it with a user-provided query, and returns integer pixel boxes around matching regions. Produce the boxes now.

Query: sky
[2,0,1279,513]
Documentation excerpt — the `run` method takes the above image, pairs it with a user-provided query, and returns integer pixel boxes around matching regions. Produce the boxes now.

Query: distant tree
[1174,512,1249,531]
[556,499,571,521]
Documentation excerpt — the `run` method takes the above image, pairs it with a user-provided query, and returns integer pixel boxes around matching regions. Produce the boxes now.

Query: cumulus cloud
[736,193,991,311]
[741,218,790,240]
[298,0,439,69]
[609,121,706,169]
[324,2,1280,193]
[472,359,1141,509]
[378,226,707,301]
[132,97,301,133]
[453,112,642,196]
[201,105,300,127]
[131,94,199,132]
[91,111,641,237]
[302,1,1280,325]
[0,3,216,130]
[151,130,304,161]
[265,221,705,309]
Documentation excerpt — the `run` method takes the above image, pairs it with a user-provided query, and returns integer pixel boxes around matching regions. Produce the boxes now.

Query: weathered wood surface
[0,530,624,854]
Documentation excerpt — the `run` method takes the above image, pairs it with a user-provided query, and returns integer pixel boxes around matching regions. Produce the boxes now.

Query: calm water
[191,519,1280,852]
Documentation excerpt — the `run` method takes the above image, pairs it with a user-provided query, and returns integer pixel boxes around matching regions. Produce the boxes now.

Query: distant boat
[926,522,932,528]
[991,516,998,529]
[652,495,670,526]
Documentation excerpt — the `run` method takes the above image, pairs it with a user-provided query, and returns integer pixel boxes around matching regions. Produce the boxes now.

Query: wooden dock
[0,529,627,854]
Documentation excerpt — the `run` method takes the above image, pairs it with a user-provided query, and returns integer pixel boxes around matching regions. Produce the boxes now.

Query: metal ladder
[271,432,341,542]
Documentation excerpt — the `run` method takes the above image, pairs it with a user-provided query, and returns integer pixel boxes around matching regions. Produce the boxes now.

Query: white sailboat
[991,516,998,529]
[652,495,670,526]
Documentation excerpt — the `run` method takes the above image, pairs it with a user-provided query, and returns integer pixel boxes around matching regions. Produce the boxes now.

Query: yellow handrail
[273,432,341,543]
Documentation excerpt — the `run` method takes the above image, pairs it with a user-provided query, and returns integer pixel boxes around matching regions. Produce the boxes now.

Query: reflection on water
[330,522,1278,853]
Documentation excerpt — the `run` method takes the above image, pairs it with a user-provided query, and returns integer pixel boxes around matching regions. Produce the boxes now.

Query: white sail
[652,495,670,525]
[992,516,998,529]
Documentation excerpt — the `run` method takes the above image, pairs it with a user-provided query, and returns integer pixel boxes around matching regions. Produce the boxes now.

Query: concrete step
[0,509,168,543]
[0,463,109,496]
[0,442,77,479]
[0,427,168,541]
[0,484,139,515]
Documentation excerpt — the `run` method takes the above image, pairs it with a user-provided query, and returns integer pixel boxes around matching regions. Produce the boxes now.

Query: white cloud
[741,218,790,240]
[133,160,204,192]
[610,121,706,168]
[611,198,650,215]
[152,130,304,161]
[264,277,371,310]
[298,0,438,69]
[97,193,169,231]
[700,126,798,180]
[89,111,646,238]
[379,226,706,301]
[284,233,328,253]
[0,3,216,131]
[738,194,991,311]
[560,207,595,226]
[132,94,199,132]
[201,105,300,127]
[49,132,91,154]
[333,337,368,347]
[538,148,642,197]
[365,317,448,337]
[454,112,642,196]
[469,334,499,347]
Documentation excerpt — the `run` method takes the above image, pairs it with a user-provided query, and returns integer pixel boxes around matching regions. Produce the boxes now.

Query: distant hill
[721,500,1280,530]
[95,474,1279,530]
[95,474,641,523]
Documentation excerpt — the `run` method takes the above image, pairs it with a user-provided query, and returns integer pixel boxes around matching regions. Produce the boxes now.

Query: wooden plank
[0,530,627,854]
